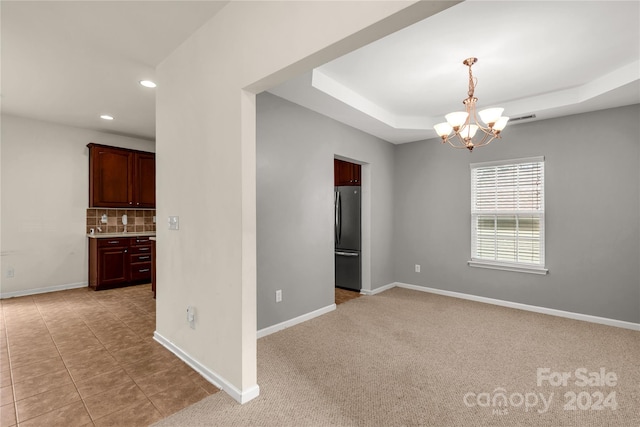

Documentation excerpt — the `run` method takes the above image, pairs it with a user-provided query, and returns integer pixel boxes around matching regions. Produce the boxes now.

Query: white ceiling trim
[579,60,639,102]
[312,60,640,134]
[499,60,640,119]
[312,69,399,128]
[312,69,435,130]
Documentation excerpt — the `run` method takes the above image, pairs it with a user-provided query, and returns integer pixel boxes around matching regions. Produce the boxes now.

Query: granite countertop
[87,232,156,239]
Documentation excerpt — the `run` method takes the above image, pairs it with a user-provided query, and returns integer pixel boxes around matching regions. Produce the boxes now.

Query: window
[469,157,547,274]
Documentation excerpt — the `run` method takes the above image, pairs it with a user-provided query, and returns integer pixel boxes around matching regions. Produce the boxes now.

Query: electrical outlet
[275,290,282,303]
[6,268,15,278]
[415,264,421,273]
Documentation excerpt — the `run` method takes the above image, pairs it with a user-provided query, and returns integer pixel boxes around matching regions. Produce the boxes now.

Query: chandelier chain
[467,65,475,100]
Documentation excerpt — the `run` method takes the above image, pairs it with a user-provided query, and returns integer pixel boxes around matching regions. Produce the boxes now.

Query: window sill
[468,260,548,275]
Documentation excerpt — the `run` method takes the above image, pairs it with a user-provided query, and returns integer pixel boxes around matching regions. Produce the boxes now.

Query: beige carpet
[154,287,640,426]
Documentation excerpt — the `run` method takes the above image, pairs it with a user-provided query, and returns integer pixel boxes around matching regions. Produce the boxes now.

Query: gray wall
[393,104,640,323]
[257,92,396,329]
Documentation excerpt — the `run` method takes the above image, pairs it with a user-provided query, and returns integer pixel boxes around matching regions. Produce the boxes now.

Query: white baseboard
[257,303,336,339]
[153,331,259,404]
[0,282,87,299]
[392,282,640,331]
[360,282,395,296]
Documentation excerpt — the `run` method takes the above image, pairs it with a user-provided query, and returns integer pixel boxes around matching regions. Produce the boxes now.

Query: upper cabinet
[133,152,156,208]
[334,159,361,186]
[88,143,156,208]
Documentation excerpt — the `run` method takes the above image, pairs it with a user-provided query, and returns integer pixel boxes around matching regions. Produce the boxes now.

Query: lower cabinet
[97,241,128,286]
[129,237,153,282]
[151,239,156,299]
[89,236,153,290]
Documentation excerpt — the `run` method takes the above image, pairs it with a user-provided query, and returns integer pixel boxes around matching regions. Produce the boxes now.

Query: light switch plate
[168,216,179,230]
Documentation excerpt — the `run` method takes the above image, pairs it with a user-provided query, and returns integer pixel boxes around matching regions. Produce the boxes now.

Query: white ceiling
[1,1,228,141]
[269,1,640,143]
[2,1,639,144]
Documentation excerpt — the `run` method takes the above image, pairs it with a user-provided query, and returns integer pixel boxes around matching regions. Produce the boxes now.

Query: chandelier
[434,58,509,151]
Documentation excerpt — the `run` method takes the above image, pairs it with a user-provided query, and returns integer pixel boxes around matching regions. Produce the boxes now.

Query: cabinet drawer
[130,244,152,254]
[97,239,127,248]
[130,253,152,263]
[133,236,152,245]
[130,262,152,281]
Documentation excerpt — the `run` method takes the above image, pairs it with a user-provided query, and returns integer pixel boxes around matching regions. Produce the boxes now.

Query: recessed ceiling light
[139,80,157,88]
[100,115,114,120]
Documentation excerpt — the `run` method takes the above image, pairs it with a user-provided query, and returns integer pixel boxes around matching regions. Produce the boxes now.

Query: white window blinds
[471,157,545,268]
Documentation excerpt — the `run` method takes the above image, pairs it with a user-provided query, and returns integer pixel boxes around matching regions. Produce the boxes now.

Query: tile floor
[0,284,219,427]
[334,287,361,305]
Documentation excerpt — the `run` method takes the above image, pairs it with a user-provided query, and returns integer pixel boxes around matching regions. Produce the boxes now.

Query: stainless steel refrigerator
[335,186,361,291]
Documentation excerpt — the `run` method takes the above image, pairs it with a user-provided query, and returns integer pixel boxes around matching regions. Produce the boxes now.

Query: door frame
[334,155,370,293]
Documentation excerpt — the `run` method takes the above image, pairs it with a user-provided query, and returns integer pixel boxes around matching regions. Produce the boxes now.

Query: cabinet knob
[124,249,128,253]
[129,202,133,205]
[136,202,140,206]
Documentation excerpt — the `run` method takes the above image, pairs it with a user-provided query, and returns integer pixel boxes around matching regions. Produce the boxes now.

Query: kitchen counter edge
[87,232,156,239]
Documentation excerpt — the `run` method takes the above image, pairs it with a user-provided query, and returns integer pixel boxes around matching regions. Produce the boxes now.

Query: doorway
[334,158,363,303]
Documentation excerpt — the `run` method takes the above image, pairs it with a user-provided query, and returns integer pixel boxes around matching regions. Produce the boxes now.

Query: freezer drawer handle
[335,251,359,257]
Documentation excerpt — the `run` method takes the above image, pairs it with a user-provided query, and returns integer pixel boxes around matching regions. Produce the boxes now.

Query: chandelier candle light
[434,58,509,151]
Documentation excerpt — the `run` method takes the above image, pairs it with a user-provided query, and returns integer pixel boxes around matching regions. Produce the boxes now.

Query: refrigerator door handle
[335,251,359,257]
[334,190,338,245]
[335,190,342,245]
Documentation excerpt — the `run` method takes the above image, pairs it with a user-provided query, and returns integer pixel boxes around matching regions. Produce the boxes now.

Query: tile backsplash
[86,209,156,234]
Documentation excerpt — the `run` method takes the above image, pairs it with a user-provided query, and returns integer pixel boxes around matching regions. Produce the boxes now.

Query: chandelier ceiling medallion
[434,57,509,151]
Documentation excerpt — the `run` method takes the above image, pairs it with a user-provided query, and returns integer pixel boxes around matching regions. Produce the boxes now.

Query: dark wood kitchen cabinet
[89,237,153,290]
[88,143,155,208]
[151,238,156,299]
[129,236,153,282]
[133,152,156,208]
[89,238,129,290]
[334,159,361,186]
